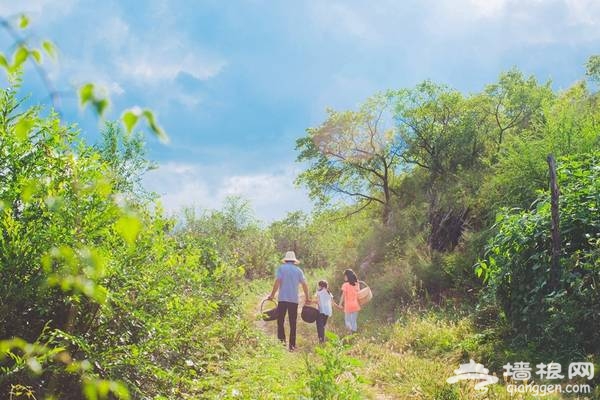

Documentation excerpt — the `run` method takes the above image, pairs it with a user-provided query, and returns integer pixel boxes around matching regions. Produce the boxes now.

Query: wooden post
[547,155,561,289]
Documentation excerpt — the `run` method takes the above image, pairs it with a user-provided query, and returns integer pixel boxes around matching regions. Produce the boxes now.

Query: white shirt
[317,289,333,316]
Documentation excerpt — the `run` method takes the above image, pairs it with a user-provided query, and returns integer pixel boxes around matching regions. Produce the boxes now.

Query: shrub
[305,333,363,400]
[478,152,600,355]
[0,87,247,399]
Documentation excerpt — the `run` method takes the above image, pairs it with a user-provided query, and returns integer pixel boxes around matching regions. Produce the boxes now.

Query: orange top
[342,282,361,313]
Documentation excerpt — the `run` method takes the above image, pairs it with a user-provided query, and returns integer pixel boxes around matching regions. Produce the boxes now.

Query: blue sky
[1,0,599,221]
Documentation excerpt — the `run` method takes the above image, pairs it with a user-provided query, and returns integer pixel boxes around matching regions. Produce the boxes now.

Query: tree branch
[1,18,62,113]
[329,199,375,222]
[331,184,385,204]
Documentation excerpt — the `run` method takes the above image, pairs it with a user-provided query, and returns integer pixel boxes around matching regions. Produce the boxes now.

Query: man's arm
[301,281,309,303]
[268,279,280,300]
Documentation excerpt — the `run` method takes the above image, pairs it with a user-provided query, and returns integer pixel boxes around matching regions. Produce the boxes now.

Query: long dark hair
[318,280,331,294]
[344,269,358,286]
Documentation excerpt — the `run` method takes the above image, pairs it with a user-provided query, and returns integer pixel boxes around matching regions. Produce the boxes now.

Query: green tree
[296,92,403,225]
[94,122,156,202]
[482,69,553,153]
[0,85,250,399]
[270,209,371,270]
[181,196,279,278]
[394,82,484,251]
[477,76,597,215]
[585,54,600,83]
[478,152,600,355]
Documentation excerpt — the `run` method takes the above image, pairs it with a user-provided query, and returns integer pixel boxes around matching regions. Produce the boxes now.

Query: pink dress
[341,282,361,313]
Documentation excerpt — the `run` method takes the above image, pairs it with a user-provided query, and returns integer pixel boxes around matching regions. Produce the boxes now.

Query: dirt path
[254,293,323,354]
[253,292,396,399]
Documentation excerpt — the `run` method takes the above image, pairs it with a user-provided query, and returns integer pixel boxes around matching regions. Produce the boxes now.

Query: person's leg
[321,314,329,342]
[344,312,352,331]
[276,301,288,344]
[350,312,358,333]
[288,302,298,350]
[316,313,325,343]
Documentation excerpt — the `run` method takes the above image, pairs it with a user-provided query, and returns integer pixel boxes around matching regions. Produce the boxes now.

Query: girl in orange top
[336,269,361,333]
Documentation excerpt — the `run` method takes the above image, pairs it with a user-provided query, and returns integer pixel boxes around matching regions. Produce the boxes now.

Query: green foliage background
[1,11,599,400]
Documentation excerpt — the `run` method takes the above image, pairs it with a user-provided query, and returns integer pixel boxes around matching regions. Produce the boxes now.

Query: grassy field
[211,266,599,400]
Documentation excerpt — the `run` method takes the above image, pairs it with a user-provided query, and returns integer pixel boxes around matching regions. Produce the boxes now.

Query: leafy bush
[0,87,248,399]
[181,196,279,279]
[305,333,363,400]
[270,209,372,272]
[478,152,600,355]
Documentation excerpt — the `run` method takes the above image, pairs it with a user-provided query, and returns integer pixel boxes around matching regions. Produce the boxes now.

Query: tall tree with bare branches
[295,92,403,224]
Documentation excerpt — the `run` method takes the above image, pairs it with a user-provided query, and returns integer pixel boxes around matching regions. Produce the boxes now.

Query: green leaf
[90,285,108,304]
[121,110,139,134]
[115,215,141,245]
[83,379,129,400]
[19,14,29,29]
[12,46,29,70]
[0,53,8,70]
[79,83,95,107]
[42,40,57,59]
[15,117,34,141]
[142,109,169,143]
[30,49,42,64]
[83,381,98,400]
[80,84,109,117]
[94,99,109,117]
[21,179,37,202]
[109,382,130,400]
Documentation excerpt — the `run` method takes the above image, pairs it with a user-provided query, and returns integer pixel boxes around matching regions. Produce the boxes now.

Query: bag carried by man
[260,298,279,321]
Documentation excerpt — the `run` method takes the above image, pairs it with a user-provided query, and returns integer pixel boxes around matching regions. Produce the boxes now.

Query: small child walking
[315,280,335,343]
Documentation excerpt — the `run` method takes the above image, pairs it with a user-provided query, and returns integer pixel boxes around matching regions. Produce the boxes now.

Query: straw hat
[282,251,300,264]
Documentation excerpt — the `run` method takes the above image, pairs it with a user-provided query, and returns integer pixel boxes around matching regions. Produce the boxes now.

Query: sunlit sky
[1,0,598,221]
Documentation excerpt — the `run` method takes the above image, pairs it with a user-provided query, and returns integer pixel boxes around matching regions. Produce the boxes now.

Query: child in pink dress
[336,269,361,333]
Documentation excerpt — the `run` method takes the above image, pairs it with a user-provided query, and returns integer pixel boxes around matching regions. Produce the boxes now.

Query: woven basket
[358,281,372,305]
[260,299,279,321]
[301,303,319,323]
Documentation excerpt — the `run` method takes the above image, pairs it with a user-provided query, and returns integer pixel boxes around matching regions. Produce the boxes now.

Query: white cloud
[117,51,225,83]
[84,12,226,86]
[143,162,312,222]
[467,0,508,18]
[431,0,600,44]
[565,0,600,26]
[96,16,131,51]
[0,0,76,21]
[306,0,600,50]
[308,2,381,44]
[56,56,126,97]
[37,4,226,113]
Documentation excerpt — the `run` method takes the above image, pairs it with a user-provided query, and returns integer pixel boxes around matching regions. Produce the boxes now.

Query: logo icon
[446,359,499,391]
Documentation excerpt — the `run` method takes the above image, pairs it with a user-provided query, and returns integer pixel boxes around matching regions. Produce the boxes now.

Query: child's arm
[336,293,344,310]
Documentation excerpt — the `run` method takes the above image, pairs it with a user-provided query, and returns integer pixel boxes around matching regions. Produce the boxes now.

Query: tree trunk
[547,154,561,289]
[382,161,392,226]
[429,207,470,252]
[382,201,391,226]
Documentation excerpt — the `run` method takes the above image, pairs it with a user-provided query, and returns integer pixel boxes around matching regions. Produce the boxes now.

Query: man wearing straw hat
[267,251,310,351]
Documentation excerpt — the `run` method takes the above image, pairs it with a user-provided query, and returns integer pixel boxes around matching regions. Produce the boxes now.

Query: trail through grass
[225,269,581,399]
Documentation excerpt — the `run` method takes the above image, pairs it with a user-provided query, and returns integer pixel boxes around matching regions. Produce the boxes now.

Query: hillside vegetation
[0,14,599,399]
